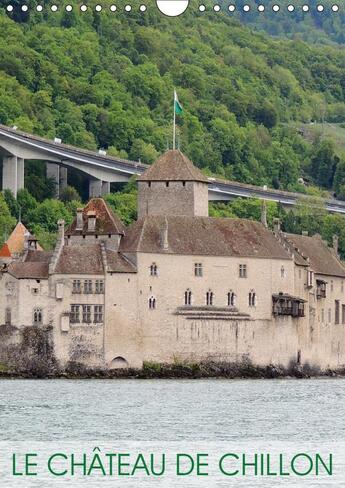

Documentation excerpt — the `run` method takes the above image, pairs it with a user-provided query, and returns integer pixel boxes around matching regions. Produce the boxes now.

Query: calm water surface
[0,378,344,487]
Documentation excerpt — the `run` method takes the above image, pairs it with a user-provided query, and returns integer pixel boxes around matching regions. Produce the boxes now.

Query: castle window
[95,280,104,294]
[194,263,203,277]
[321,309,325,323]
[316,280,326,299]
[206,290,214,306]
[70,305,80,324]
[335,300,340,325]
[166,182,169,187]
[82,305,92,323]
[331,280,334,292]
[184,289,192,306]
[342,305,345,325]
[307,270,314,288]
[149,296,156,309]
[84,279,93,294]
[248,291,256,307]
[72,279,81,294]
[227,291,236,307]
[148,182,151,188]
[328,308,332,323]
[150,263,158,276]
[5,308,11,326]
[94,305,104,323]
[342,281,344,293]
[182,181,186,187]
[33,308,43,325]
[281,266,286,278]
[239,264,247,278]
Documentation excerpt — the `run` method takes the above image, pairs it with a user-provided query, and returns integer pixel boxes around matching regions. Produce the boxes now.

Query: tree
[28,200,72,233]
[311,140,338,189]
[0,193,16,247]
[59,186,81,203]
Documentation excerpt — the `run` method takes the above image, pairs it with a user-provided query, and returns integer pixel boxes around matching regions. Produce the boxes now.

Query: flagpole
[173,90,176,150]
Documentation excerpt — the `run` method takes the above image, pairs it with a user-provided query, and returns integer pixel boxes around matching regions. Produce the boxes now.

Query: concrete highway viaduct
[1,124,345,214]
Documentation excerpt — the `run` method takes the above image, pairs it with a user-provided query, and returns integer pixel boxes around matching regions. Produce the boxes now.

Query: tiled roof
[66,198,125,236]
[120,216,291,259]
[137,150,208,183]
[54,245,104,274]
[0,243,11,258]
[0,222,43,256]
[106,250,137,273]
[8,262,49,279]
[25,250,53,263]
[284,233,345,277]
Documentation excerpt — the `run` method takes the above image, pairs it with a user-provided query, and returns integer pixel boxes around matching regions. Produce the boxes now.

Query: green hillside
[1,1,345,193]
[1,2,345,255]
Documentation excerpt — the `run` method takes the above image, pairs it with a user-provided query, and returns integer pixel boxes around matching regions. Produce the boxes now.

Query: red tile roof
[0,243,11,258]
[1,222,43,256]
[66,198,125,236]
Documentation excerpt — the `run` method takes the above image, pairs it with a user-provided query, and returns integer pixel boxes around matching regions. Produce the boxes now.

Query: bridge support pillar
[102,181,110,195]
[46,162,60,197]
[59,167,68,192]
[2,156,19,197]
[89,178,102,198]
[17,158,24,192]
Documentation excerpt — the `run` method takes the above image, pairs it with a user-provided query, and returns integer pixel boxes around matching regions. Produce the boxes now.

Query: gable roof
[137,150,208,183]
[54,244,104,274]
[120,216,291,259]
[0,222,43,257]
[284,233,345,278]
[66,198,125,236]
[6,250,53,279]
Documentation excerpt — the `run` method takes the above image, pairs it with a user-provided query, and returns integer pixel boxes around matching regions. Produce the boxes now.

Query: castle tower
[137,150,209,218]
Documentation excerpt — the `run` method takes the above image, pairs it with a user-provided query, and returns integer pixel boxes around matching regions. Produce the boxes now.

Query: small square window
[194,263,203,277]
[239,264,247,278]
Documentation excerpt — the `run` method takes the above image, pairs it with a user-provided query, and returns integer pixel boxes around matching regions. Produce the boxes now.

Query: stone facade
[1,149,345,372]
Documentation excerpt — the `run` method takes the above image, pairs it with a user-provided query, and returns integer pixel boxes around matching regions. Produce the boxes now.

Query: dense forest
[1,2,345,255]
[231,0,345,45]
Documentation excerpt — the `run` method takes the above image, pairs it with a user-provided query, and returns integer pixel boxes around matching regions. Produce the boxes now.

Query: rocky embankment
[0,360,343,380]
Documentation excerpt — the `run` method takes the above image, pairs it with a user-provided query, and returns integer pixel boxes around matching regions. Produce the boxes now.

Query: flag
[174,90,183,115]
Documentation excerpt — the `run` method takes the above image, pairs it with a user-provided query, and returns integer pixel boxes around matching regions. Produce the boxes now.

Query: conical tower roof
[137,149,208,183]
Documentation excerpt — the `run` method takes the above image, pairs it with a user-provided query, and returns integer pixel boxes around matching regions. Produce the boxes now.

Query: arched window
[206,290,214,306]
[281,266,286,278]
[184,289,192,306]
[248,290,256,307]
[149,296,156,309]
[33,308,43,325]
[227,291,236,307]
[150,263,158,276]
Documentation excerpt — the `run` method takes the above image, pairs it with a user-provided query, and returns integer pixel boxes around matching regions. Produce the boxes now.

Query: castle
[1,149,345,372]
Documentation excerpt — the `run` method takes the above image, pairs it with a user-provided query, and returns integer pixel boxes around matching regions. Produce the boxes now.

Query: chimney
[273,218,281,233]
[302,231,309,236]
[58,219,65,241]
[24,230,30,250]
[261,200,268,228]
[161,217,169,251]
[87,211,96,233]
[333,234,339,256]
[76,208,84,231]
[28,236,38,250]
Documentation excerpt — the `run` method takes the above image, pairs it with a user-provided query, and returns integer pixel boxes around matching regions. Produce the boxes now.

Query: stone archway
[109,356,129,369]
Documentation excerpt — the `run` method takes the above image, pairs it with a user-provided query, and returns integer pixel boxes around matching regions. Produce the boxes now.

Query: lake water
[0,378,344,487]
